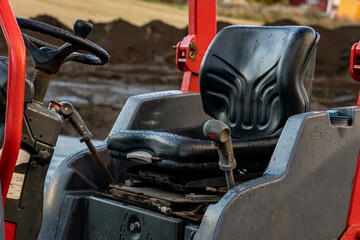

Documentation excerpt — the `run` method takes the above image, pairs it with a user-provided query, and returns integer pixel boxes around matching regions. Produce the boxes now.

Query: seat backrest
[199,26,319,139]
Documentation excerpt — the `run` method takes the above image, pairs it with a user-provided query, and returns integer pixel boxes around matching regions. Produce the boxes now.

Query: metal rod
[32,70,52,103]
[85,139,115,185]
[225,171,235,190]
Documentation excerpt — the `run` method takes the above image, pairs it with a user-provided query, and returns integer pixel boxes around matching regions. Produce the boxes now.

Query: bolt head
[129,222,141,232]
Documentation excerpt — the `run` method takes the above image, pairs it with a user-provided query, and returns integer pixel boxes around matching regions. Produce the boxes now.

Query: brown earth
[0,15,359,139]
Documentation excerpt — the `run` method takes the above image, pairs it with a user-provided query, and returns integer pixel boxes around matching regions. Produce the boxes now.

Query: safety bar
[176,0,216,92]
[0,0,26,206]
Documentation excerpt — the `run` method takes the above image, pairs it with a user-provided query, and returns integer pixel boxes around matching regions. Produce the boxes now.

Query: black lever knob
[58,101,92,142]
[74,19,93,38]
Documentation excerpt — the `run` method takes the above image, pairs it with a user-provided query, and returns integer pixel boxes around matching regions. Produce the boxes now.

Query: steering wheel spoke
[23,34,57,63]
[64,52,103,65]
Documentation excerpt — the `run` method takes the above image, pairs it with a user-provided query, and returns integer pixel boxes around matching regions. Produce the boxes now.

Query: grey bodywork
[110,90,210,132]
[195,107,358,240]
[39,92,358,239]
[39,91,210,239]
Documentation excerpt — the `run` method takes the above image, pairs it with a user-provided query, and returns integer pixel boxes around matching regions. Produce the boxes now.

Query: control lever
[73,19,93,38]
[203,120,237,190]
[58,101,115,185]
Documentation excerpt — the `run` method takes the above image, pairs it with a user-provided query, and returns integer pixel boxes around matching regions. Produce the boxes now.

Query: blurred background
[3,0,360,139]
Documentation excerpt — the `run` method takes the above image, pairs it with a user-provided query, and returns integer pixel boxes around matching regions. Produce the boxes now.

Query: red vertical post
[339,151,360,239]
[342,40,360,240]
[176,0,217,92]
[350,42,360,107]
[0,0,26,206]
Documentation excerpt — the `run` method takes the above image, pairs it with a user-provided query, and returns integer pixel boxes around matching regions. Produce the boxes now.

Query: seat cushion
[107,122,278,172]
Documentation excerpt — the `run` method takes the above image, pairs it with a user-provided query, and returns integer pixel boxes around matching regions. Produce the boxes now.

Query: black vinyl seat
[107,26,319,172]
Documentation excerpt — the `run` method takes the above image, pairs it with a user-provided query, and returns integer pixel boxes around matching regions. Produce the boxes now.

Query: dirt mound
[264,19,299,26]
[0,15,359,138]
[266,19,360,77]
[1,15,358,78]
[31,15,71,31]
[312,25,360,76]
[88,19,186,65]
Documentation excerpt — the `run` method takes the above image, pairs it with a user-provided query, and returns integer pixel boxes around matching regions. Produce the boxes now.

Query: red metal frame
[176,0,217,92]
[4,221,16,240]
[350,42,360,108]
[340,150,360,239]
[350,42,360,83]
[0,0,26,208]
[342,42,360,239]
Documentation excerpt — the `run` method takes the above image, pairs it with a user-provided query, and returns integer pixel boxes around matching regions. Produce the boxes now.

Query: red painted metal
[288,0,329,13]
[0,0,26,206]
[340,151,360,239]
[341,47,360,237]
[4,221,16,240]
[176,0,216,92]
[350,42,360,82]
[338,40,360,240]
[340,224,360,239]
[350,42,360,107]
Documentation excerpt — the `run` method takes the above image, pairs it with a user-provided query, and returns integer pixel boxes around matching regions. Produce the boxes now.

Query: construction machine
[1,0,360,239]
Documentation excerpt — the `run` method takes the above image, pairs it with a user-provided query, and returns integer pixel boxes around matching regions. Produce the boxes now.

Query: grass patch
[138,0,188,10]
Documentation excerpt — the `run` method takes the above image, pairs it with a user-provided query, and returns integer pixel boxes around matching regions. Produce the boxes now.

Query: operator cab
[38,24,331,240]
[28,11,360,240]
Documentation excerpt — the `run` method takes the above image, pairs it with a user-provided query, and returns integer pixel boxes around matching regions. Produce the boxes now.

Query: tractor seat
[107,26,319,172]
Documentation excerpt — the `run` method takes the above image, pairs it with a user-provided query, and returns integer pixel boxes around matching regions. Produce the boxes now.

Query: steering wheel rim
[16,17,110,66]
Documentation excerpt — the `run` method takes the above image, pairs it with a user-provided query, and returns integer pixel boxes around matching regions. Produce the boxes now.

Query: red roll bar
[176,0,217,92]
[341,41,360,240]
[0,0,26,206]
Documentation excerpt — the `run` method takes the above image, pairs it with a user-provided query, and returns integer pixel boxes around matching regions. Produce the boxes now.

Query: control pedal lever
[58,101,115,185]
[203,120,237,190]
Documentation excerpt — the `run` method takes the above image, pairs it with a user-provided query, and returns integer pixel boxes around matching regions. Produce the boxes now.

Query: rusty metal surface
[107,184,219,222]
[111,185,218,203]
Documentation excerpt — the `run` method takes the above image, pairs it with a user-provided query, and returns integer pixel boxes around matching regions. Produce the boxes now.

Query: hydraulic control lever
[58,101,115,185]
[203,120,237,190]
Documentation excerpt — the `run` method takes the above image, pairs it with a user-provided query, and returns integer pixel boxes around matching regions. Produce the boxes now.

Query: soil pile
[0,15,359,138]
[0,15,358,77]
[88,20,186,65]
[267,19,360,77]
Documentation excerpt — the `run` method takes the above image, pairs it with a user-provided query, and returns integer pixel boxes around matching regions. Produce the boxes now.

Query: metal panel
[110,91,210,132]
[86,196,183,240]
[195,107,360,240]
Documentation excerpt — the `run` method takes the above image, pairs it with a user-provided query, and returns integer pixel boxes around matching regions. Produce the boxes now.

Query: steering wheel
[16,17,110,74]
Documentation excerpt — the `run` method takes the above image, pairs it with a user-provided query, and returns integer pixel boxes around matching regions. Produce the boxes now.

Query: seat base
[107,122,278,172]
